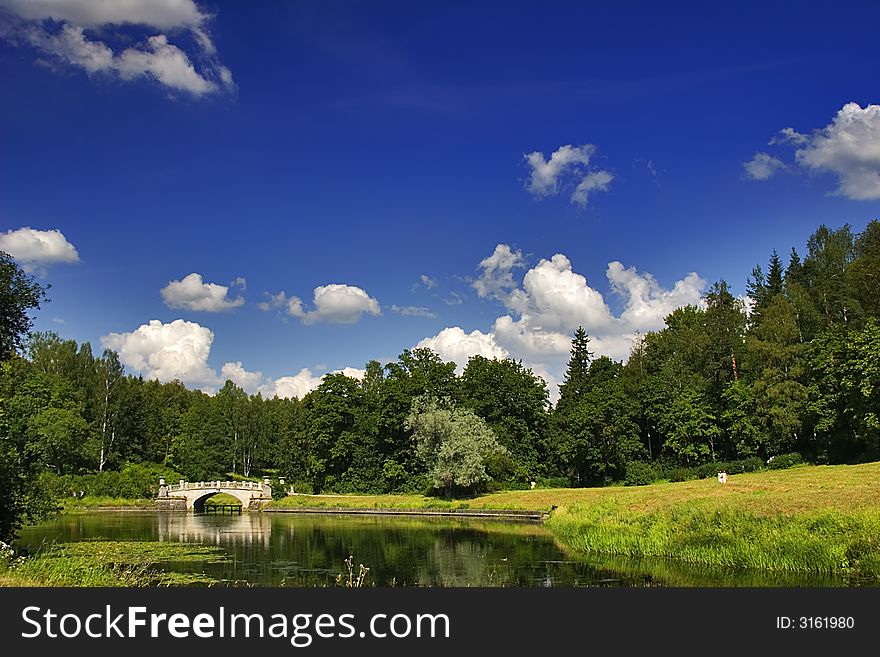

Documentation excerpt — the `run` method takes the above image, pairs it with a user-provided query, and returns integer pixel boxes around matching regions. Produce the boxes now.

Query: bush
[624,461,658,486]
[768,452,804,470]
[667,467,697,482]
[40,463,184,500]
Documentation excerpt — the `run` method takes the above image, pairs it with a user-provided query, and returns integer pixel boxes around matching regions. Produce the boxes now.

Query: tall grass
[548,500,880,576]
[1,540,229,586]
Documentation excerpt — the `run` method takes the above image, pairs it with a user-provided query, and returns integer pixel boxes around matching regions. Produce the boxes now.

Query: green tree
[848,219,880,319]
[405,396,506,497]
[0,251,49,359]
[460,355,549,481]
[0,359,57,542]
[553,357,643,485]
[556,326,593,412]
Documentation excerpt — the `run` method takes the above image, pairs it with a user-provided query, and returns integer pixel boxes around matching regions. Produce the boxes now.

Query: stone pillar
[158,478,168,498]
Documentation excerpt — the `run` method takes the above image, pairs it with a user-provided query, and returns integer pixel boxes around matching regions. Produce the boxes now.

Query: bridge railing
[165,480,270,492]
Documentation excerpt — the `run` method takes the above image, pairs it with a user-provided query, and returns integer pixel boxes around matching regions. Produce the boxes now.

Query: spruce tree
[766,249,784,296]
[557,326,593,411]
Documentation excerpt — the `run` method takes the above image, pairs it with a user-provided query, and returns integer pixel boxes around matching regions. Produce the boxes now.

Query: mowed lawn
[269,462,880,516]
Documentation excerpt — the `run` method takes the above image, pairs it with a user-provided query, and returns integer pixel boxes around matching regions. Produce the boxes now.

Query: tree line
[2,220,879,541]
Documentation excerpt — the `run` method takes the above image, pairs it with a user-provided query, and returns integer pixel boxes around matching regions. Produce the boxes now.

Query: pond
[15,510,869,587]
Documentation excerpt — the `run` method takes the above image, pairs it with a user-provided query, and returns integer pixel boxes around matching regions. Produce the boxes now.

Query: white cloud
[525,144,595,196]
[0,0,205,29]
[421,245,707,402]
[419,274,437,289]
[524,143,613,208]
[101,318,365,398]
[415,327,509,374]
[793,102,880,200]
[101,319,217,387]
[0,227,79,272]
[491,315,571,360]
[334,367,366,380]
[289,284,381,325]
[743,152,787,181]
[1,0,234,97]
[606,261,705,331]
[391,305,437,318]
[258,368,324,400]
[571,170,614,207]
[770,127,809,146]
[116,34,216,95]
[258,291,289,312]
[231,277,247,290]
[219,361,263,393]
[472,243,525,300]
[261,285,380,324]
[258,365,366,400]
[512,253,617,333]
[161,273,245,312]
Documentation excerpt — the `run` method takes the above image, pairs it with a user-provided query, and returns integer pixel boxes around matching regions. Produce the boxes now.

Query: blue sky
[1,0,879,400]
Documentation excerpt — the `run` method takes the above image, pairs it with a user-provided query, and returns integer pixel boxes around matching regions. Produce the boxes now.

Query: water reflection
[157,511,272,547]
[16,510,876,588]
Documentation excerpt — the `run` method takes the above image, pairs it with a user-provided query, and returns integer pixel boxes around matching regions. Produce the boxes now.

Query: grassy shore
[269,462,880,576]
[0,540,229,586]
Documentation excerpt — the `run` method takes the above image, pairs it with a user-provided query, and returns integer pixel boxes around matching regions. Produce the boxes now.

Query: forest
[2,220,879,542]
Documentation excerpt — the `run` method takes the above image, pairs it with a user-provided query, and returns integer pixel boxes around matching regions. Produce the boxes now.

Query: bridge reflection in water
[157,510,272,548]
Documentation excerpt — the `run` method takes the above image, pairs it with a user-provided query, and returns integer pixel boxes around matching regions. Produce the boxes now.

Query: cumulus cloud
[472,243,525,301]
[161,273,245,312]
[524,143,614,208]
[607,261,705,331]
[419,274,437,289]
[264,284,381,324]
[391,305,437,318]
[793,102,880,200]
[101,319,218,387]
[219,361,263,393]
[743,152,787,181]
[102,318,363,398]
[0,0,235,98]
[258,368,324,400]
[415,327,509,374]
[753,103,880,199]
[416,245,707,402]
[335,367,366,380]
[0,227,79,272]
[257,366,364,400]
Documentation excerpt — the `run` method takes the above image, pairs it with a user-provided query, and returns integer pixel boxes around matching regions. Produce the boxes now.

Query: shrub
[40,463,184,500]
[768,452,804,470]
[624,461,658,486]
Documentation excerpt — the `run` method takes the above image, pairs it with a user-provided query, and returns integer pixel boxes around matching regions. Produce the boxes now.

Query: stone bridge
[157,478,273,512]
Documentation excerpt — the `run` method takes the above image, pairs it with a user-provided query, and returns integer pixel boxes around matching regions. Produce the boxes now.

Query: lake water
[16,510,870,587]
